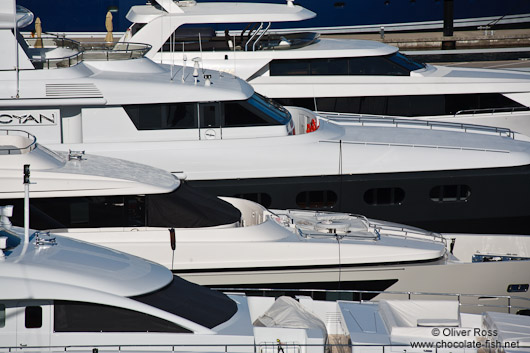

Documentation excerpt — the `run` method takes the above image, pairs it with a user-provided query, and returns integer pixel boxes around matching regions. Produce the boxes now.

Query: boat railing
[319,111,516,139]
[283,211,445,245]
[80,42,152,60]
[216,288,530,314]
[26,36,84,69]
[359,215,446,245]
[455,106,530,117]
[0,129,37,155]
[1,342,459,353]
[25,35,151,68]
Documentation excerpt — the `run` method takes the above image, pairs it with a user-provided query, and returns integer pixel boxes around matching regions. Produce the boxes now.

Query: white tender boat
[2,130,530,311]
[3,3,530,234]
[121,0,530,137]
[1,209,529,353]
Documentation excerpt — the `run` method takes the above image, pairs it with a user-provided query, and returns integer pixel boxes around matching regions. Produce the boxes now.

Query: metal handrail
[216,287,530,313]
[275,211,445,244]
[245,22,263,51]
[319,111,516,139]
[0,129,37,154]
[455,106,530,116]
[253,22,272,51]
[25,35,151,68]
[80,41,152,60]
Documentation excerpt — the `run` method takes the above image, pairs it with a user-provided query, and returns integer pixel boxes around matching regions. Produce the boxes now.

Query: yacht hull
[187,164,530,234]
[178,259,530,314]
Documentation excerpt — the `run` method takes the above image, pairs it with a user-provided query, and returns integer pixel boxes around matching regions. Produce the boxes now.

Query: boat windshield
[132,276,238,329]
[248,93,291,125]
[388,52,426,71]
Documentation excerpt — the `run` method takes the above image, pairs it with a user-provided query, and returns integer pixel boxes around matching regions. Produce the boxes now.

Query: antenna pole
[23,164,30,243]
[13,2,20,98]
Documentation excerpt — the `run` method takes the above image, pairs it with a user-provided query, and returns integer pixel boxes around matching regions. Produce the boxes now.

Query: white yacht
[2,208,529,353]
[3,3,530,234]
[0,206,331,352]
[2,130,530,311]
[121,0,530,136]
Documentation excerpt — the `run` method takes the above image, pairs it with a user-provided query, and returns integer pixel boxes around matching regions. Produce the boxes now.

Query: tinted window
[1,195,146,229]
[270,60,310,75]
[234,193,272,208]
[1,182,241,230]
[25,306,42,329]
[224,101,273,127]
[364,188,405,206]
[311,58,348,75]
[223,94,290,127]
[316,97,361,113]
[387,52,425,71]
[0,304,5,328]
[270,55,412,76]
[54,301,191,333]
[124,103,197,130]
[296,190,338,209]
[430,185,471,202]
[199,103,220,128]
[132,277,237,329]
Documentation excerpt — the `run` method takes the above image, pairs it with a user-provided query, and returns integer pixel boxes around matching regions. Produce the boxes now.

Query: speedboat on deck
[1,130,529,311]
[122,0,530,137]
[2,4,530,234]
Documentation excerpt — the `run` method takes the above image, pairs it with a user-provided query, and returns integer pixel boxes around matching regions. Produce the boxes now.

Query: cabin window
[234,193,272,208]
[25,306,42,329]
[199,103,220,128]
[125,94,290,131]
[296,190,338,209]
[0,304,5,328]
[270,54,421,77]
[270,60,310,76]
[387,52,425,71]
[223,101,275,127]
[364,187,405,206]
[124,103,198,130]
[507,284,529,293]
[310,58,349,75]
[348,56,409,76]
[277,93,523,117]
[0,183,241,229]
[429,185,471,203]
[54,301,191,333]
[132,277,238,329]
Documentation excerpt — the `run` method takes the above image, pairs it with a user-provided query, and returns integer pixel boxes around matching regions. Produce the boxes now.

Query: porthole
[507,284,529,293]
[296,190,337,209]
[430,185,471,203]
[234,193,272,208]
[364,187,405,206]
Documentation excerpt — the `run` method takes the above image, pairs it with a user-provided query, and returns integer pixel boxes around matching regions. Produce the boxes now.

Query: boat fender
[169,228,176,251]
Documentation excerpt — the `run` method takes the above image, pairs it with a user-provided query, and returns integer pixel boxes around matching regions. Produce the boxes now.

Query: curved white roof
[0,131,179,198]
[1,225,173,298]
[127,2,316,25]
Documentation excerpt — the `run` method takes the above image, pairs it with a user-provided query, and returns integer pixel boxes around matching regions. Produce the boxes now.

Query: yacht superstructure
[2,4,530,234]
[1,130,530,310]
[122,0,530,136]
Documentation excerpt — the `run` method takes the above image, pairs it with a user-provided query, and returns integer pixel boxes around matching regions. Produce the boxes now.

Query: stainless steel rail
[319,111,516,139]
[0,129,37,154]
